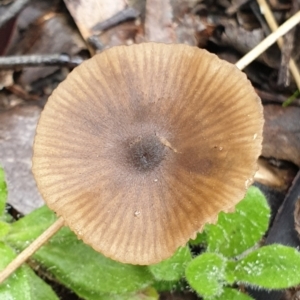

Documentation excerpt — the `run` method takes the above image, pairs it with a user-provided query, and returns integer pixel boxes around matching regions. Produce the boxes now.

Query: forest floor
[0,0,300,299]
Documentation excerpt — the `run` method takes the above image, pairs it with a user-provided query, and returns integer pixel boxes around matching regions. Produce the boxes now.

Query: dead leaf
[144,0,176,43]
[63,0,126,40]
[212,22,280,68]
[97,21,139,48]
[0,70,13,89]
[0,105,44,214]
[262,104,300,167]
[7,12,85,89]
[0,91,24,110]
[0,17,17,55]
[255,157,297,191]
[294,198,300,237]
[5,0,61,54]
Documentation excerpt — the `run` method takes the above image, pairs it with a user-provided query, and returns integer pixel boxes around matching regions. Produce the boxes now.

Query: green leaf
[232,244,300,289]
[6,205,154,298]
[224,261,236,285]
[0,242,58,300]
[189,231,207,246]
[34,228,154,297]
[97,287,159,300]
[0,167,7,217]
[152,280,184,292]
[185,253,227,297]
[214,288,254,300]
[0,221,10,239]
[206,186,270,257]
[148,246,192,281]
[6,205,57,245]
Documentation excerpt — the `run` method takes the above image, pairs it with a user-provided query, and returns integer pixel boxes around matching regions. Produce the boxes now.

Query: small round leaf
[185,253,227,297]
[233,244,300,289]
[215,288,254,300]
[149,246,192,281]
[206,186,270,257]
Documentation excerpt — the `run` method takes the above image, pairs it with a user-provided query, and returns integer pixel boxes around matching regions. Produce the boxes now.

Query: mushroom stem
[0,216,64,284]
[235,10,300,70]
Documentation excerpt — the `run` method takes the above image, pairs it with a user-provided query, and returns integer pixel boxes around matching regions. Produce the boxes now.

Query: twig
[255,88,300,106]
[87,35,104,52]
[235,10,300,70]
[0,54,84,69]
[256,0,300,90]
[0,0,30,29]
[226,0,252,16]
[278,0,299,87]
[0,217,64,284]
[249,1,271,35]
[277,28,295,86]
[92,7,140,32]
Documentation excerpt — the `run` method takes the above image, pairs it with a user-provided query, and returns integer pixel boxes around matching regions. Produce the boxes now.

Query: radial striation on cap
[32,43,263,265]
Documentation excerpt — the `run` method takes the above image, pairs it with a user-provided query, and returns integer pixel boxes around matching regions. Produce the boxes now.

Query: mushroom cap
[32,43,263,265]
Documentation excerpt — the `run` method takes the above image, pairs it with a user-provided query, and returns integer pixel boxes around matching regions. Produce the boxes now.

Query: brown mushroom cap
[32,43,263,265]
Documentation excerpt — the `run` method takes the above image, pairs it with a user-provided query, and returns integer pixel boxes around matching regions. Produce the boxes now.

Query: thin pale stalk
[235,10,300,70]
[0,216,65,284]
[256,0,300,90]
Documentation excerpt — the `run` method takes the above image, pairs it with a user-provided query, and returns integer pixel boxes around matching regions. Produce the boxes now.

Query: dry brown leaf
[5,0,61,54]
[0,105,44,214]
[294,198,300,236]
[97,21,139,48]
[15,13,85,87]
[254,157,297,191]
[4,1,85,89]
[0,70,13,90]
[144,0,176,43]
[262,104,300,167]
[214,23,280,68]
[0,91,24,110]
[0,17,17,55]
[63,0,126,40]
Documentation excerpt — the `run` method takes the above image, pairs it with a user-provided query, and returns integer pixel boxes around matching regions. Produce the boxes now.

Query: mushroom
[32,42,263,265]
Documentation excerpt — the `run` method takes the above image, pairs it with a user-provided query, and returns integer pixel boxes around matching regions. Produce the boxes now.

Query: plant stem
[235,10,300,70]
[0,216,65,284]
[282,89,300,107]
[256,0,300,91]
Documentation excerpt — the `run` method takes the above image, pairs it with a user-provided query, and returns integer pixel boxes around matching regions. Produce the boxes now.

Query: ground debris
[0,0,300,299]
[0,105,44,214]
[262,105,300,168]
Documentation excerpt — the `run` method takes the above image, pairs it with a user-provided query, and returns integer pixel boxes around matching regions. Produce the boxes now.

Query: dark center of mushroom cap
[126,135,167,172]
